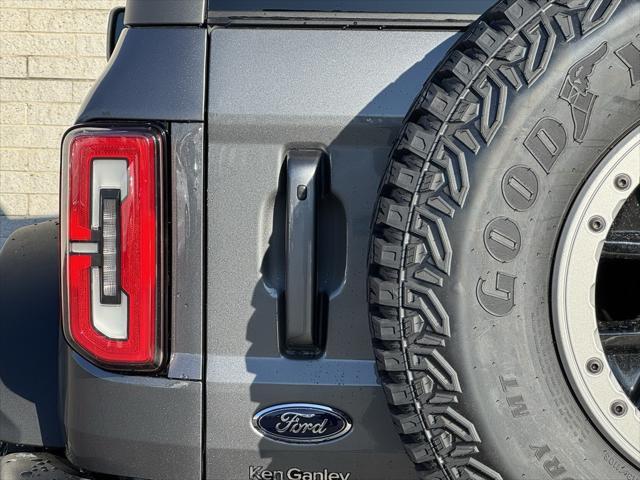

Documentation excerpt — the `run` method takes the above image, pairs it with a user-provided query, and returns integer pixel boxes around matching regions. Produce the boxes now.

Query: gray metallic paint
[125,0,206,26]
[0,126,206,477]
[206,28,458,479]
[0,11,469,480]
[169,123,205,381]
[58,125,206,480]
[64,24,208,476]
[76,27,207,123]
[52,21,207,478]
[63,352,202,480]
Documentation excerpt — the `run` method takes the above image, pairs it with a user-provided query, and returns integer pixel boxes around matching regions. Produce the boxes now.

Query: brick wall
[0,0,122,246]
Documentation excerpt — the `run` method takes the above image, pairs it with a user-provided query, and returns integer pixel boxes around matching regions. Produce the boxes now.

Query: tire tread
[367,1,619,478]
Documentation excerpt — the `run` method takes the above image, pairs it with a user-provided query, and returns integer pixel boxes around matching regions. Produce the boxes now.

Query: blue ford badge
[253,403,352,444]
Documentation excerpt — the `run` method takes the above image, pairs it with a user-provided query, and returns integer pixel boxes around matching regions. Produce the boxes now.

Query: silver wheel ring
[553,126,640,466]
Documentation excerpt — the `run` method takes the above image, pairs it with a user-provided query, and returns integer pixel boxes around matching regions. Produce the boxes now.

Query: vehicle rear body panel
[64,24,207,476]
[0,3,482,478]
[169,123,205,381]
[77,27,207,123]
[63,351,202,480]
[59,123,204,479]
[205,28,457,479]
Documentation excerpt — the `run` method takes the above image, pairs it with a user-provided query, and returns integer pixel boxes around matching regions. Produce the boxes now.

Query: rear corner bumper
[62,350,202,480]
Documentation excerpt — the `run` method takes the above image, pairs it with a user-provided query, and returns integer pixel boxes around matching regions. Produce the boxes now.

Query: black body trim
[208,10,477,28]
[0,221,65,448]
[208,0,493,14]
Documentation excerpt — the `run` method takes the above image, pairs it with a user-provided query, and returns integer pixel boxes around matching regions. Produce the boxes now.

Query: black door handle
[284,149,325,356]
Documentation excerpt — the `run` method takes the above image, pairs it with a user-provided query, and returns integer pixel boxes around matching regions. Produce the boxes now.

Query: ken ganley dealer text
[250,466,351,480]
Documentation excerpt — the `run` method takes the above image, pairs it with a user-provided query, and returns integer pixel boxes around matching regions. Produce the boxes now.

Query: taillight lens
[61,127,164,371]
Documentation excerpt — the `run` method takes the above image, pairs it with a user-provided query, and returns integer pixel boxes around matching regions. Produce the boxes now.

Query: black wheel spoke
[630,374,640,406]
[599,318,640,353]
[602,231,640,259]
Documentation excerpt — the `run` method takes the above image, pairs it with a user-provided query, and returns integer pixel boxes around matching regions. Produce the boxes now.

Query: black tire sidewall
[441,4,640,479]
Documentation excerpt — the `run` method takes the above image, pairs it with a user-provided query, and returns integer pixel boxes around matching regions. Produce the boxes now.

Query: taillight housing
[60,126,165,371]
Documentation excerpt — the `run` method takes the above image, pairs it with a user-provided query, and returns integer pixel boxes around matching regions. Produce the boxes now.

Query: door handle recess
[284,149,326,356]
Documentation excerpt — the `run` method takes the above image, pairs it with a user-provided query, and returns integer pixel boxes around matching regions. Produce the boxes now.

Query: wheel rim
[553,126,640,466]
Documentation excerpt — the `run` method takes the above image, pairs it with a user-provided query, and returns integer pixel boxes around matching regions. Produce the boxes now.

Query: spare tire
[367,0,640,479]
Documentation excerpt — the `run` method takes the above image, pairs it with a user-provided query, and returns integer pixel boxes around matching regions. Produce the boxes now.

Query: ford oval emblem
[253,403,352,444]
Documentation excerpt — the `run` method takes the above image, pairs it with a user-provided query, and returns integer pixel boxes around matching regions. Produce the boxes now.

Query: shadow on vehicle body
[0,218,64,448]
[245,35,457,478]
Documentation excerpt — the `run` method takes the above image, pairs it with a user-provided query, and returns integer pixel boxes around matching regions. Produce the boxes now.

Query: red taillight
[61,127,164,371]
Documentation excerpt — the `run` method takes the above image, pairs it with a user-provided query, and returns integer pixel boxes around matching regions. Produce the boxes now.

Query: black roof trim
[208,0,493,15]
[208,11,477,29]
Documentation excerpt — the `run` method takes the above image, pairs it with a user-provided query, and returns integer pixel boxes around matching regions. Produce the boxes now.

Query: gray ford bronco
[1,0,639,479]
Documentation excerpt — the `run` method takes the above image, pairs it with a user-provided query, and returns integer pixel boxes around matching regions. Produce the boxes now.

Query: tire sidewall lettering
[479,117,568,315]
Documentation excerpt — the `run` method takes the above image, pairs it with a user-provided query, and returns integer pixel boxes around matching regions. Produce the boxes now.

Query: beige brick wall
[0,0,122,246]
